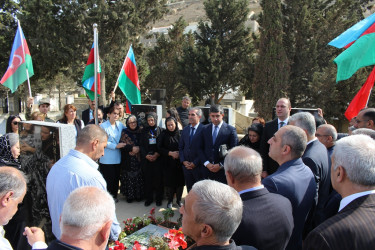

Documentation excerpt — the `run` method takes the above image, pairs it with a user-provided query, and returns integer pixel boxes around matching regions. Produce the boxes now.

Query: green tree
[145,17,192,108]
[180,0,254,103]
[252,0,290,120]
[17,0,167,103]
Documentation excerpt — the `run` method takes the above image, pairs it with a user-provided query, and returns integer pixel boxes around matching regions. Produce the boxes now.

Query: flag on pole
[344,66,375,121]
[82,43,101,100]
[333,33,375,82]
[117,45,141,113]
[0,24,34,93]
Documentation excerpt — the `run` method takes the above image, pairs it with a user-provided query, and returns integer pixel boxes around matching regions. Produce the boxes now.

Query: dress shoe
[145,200,152,207]
[167,202,173,209]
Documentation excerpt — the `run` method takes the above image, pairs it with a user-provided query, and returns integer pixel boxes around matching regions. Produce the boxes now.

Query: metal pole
[18,20,32,97]
[93,24,99,125]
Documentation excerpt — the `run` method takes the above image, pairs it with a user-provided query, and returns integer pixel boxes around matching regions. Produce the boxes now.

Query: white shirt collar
[339,190,375,211]
[307,137,318,146]
[191,123,200,129]
[278,117,289,125]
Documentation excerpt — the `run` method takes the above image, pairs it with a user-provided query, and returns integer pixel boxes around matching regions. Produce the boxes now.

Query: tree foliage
[180,0,254,103]
[145,17,193,108]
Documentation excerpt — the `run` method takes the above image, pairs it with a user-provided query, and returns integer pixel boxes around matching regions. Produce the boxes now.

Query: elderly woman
[57,104,84,136]
[99,107,126,201]
[140,112,163,207]
[239,123,263,153]
[6,115,21,134]
[119,115,143,203]
[0,133,21,168]
[157,117,184,208]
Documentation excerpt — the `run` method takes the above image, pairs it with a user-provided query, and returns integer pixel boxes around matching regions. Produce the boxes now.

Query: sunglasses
[12,121,19,125]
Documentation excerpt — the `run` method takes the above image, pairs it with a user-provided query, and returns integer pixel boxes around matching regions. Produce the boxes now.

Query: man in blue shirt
[46,125,121,241]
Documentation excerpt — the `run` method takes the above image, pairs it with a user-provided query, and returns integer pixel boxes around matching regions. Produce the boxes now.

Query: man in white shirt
[0,167,47,250]
[304,134,375,250]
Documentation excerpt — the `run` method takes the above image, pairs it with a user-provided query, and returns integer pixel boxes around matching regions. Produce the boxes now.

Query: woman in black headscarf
[238,123,263,153]
[119,115,144,203]
[157,117,184,208]
[140,112,164,207]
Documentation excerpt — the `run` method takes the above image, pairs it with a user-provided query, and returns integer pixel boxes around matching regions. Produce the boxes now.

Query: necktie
[279,121,285,129]
[212,125,219,144]
[189,127,195,144]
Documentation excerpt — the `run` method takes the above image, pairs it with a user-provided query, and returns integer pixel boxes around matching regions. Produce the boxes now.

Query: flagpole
[366,87,373,108]
[93,23,99,125]
[18,20,32,97]
[113,44,132,92]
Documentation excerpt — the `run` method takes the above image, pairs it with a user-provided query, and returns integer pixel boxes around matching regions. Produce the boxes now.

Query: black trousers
[99,163,121,198]
[166,186,184,203]
[143,161,163,202]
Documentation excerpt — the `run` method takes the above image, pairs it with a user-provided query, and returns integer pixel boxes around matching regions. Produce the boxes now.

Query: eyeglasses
[315,134,330,137]
[128,121,137,124]
[12,121,19,125]
[355,119,369,124]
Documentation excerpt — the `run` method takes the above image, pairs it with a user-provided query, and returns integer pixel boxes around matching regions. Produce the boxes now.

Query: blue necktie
[212,125,219,144]
[279,121,285,129]
[189,127,195,144]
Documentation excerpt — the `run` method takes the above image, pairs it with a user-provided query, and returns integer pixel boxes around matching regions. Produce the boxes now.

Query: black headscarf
[165,117,179,136]
[146,112,158,130]
[0,133,21,168]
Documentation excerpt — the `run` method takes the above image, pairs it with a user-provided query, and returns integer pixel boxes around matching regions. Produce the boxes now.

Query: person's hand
[317,108,324,118]
[169,151,179,159]
[132,146,139,154]
[23,227,45,246]
[21,143,36,154]
[210,164,221,172]
[116,143,126,149]
[110,91,115,101]
[261,171,268,179]
[27,97,34,108]
[189,162,196,169]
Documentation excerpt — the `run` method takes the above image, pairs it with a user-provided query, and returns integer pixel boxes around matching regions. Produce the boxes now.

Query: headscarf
[0,133,21,167]
[146,112,158,130]
[165,117,179,136]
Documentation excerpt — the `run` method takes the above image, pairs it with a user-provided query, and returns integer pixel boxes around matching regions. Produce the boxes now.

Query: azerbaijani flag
[344,66,375,121]
[82,43,101,100]
[118,45,141,113]
[329,13,375,82]
[0,23,34,93]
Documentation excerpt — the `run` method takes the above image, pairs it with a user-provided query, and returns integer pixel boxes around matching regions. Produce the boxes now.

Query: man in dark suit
[260,98,292,177]
[198,105,238,184]
[179,107,205,192]
[304,134,375,250]
[82,91,116,125]
[262,125,316,250]
[289,112,330,229]
[225,146,294,250]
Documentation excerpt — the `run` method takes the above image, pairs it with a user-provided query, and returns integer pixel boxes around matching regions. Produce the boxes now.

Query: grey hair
[0,167,27,199]
[182,96,191,102]
[60,186,115,240]
[318,124,338,141]
[7,133,19,148]
[191,180,243,243]
[332,134,375,186]
[189,107,202,117]
[224,146,262,183]
[289,112,316,137]
[352,128,375,140]
[281,125,307,159]
[76,125,108,146]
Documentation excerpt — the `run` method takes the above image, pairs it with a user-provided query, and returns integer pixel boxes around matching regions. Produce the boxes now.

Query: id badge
[149,138,156,145]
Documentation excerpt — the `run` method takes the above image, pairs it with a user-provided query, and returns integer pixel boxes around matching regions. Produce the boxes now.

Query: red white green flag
[1,24,34,93]
[82,42,101,100]
[118,45,141,113]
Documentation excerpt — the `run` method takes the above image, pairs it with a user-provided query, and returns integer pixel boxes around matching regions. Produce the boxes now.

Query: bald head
[224,146,263,185]
[354,108,375,130]
[316,124,337,148]
[276,98,292,121]
[76,125,107,146]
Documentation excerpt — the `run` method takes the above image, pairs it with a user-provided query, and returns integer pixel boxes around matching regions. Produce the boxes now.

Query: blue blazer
[198,122,238,183]
[262,158,316,250]
[179,123,204,166]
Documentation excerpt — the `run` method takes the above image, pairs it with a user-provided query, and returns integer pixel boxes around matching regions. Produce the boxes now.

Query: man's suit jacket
[179,123,205,191]
[81,100,114,125]
[262,158,316,250]
[260,119,279,174]
[198,122,238,183]
[302,139,330,227]
[303,194,375,250]
[46,239,82,249]
[232,188,294,250]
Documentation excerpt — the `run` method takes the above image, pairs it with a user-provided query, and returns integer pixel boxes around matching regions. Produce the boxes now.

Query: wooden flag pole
[93,24,99,125]
[18,20,32,97]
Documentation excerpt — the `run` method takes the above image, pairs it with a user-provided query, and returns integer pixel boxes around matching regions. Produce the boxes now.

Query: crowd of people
[0,94,374,250]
